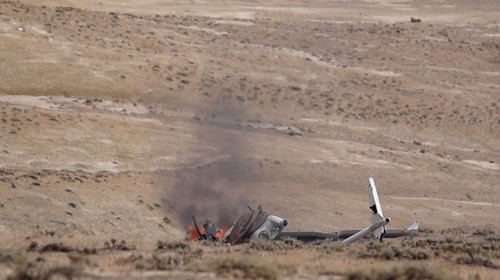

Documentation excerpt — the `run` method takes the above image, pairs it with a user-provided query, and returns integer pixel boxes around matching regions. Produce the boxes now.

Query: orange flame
[186,225,228,241]
[187,225,205,241]
[215,225,229,239]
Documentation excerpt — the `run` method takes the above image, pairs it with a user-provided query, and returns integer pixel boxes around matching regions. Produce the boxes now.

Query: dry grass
[2,233,499,279]
[103,239,136,251]
[1,248,82,280]
[245,238,303,252]
[118,241,203,270]
[356,240,430,260]
[348,232,499,269]
[117,250,203,271]
[346,264,452,280]
[188,256,279,280]
[7,266,82,280]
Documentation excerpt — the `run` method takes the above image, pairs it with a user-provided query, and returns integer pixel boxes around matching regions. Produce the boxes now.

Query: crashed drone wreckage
[187,177,419,245]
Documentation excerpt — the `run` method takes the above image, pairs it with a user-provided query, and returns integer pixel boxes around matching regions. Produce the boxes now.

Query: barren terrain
[0,0,499,279]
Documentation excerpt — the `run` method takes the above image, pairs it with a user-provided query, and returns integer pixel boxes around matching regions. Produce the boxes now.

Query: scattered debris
[188,178,417,245]
[188,205,288,245]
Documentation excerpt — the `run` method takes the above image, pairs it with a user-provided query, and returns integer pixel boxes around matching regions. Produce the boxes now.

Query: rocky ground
[0,0,498,279]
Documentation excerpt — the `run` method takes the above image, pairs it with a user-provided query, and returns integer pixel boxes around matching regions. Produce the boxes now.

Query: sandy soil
[0,0,498,279]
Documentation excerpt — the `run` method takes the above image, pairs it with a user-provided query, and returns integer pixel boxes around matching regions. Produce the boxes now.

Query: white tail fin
[342,177,391,245]
[368,177,387,239]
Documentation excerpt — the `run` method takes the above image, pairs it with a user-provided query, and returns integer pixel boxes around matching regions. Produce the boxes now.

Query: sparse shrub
[247,238,287,252]
[40,242,74,253]
[79,247,98,255]
[156,240,190,251]
[472,228,495,237]
[419,227,434,234]
[380,245,397,260]
[149,253,198,270]
[317,241,346,254]
[246,237,307,252]
[156,240,203,265]
[119,242,203,271]
[8,263,81,280]
[118,247,203,271]
[7,264,40,280]
[410,231,500,268]
[346,264,451,280]
[104,239,135,251]
[455,250,499,269]
[356,241,430,260]
[456,254,498,269]
[190,256,279,280]
[0,250,27,264]
[67,252,100,269]
[485,234,500,242]
[44,266,81,279]
[281,237,305,249]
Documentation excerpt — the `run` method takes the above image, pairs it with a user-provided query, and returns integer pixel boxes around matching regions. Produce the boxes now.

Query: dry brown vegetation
[1,227,498,279]
[0,0,499,279]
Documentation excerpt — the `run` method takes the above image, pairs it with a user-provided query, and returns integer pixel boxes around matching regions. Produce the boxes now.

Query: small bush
[246,238,306,252]
[118,246,203,271]
[317,241,346,254]
[8,264,81,280]
[190,256,279,280]
[104,239,135,251]
[246,239,288,252]
[281,237,305,249]
[455,251,499,269]
[40,243,74,253]
[357,241,429,260]
[0,249,26,264]
[156,240,190,251]
[346,264,451,280]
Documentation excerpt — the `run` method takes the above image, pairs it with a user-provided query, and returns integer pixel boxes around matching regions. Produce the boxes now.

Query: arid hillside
[0,0,498,279]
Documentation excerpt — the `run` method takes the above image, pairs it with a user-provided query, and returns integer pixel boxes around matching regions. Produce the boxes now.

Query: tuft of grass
[415,233,500,267]
[244,239,291,252]
[456,250,499,269]
[134,252,202,270]
[118,245,203,271]
[0,249,27,265]
[156,240,190,251]
[245,238,306,252]
[8,265,81,280]
[317,241,346,254]
[39,242,75,253]
[346,264,452,280]
[281,237,305,249]
[247,238,287,252]
[104,239,136,251]
[357,241,430,260]
[189,256,279,280]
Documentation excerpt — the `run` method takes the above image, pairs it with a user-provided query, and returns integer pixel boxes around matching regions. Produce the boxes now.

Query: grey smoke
[169,102,258,226]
